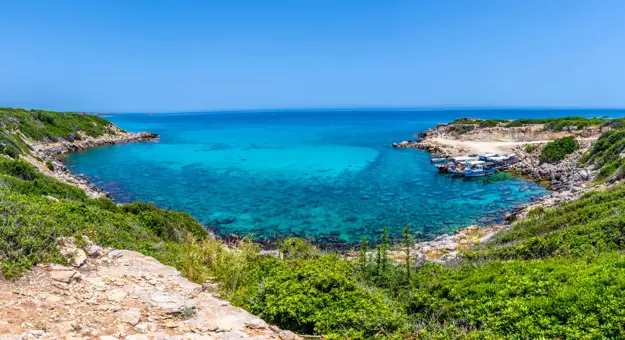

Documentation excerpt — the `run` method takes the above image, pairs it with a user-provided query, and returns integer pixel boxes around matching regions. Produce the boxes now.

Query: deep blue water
[64,109,619,244]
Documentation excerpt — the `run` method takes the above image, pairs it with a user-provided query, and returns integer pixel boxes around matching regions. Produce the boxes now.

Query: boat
[429,151,520,178]
[482,153,519,168]
[463,162,496,177]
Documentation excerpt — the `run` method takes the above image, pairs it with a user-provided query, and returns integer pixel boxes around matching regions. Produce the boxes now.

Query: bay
[64,109,618,243]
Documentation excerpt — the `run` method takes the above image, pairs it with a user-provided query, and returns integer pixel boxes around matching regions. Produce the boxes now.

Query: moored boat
[463,162,496,177]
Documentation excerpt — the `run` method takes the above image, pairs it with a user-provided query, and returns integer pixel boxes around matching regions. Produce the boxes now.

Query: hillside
[3,109,625,338]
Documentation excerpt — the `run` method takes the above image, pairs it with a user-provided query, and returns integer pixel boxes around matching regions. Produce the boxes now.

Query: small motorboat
[463,163,496,177]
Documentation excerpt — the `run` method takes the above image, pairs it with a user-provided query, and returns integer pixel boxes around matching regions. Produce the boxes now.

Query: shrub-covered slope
[0,107,115,157]
[448,116,605,134]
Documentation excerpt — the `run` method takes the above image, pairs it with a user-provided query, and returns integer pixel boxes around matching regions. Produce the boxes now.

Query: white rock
[108,250,124,259]
[107,289,128,302]
[116,309,141,325]
[244,319,268,329]
[49,269,77,283]
[279,330,298,340]
[27,330,44,337]
[149,292,195,314]
[46,294,62,303]
[134,323,148,332]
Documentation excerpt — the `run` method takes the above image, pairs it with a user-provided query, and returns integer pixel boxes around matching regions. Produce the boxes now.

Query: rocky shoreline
[23,126,158,198]
[391,120,606,263]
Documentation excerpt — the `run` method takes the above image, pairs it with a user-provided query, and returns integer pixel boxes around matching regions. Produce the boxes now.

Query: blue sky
[1,0,624,112]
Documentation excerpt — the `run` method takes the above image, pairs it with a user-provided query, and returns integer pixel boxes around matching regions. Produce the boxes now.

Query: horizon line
[93,105,625,115]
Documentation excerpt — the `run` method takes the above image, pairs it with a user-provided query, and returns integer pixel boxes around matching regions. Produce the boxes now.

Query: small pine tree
[382,227,390,271]
[359,236,369,273]
[403,225,413,283]
[376,227,390,274]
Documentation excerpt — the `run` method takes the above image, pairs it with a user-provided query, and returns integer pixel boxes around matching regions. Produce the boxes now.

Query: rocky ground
[510,140,597,188]
[384,225,508,264]
[22,126,158,198]
[0,237,297,340]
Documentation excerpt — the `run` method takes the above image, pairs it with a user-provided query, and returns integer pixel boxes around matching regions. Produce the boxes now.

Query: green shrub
[236,255,404,337]
[505,117,604,130]
[453,125,476,134]
[540,136,579,163]
[278,237,318,260]
[524,143,539,153]
[45,161,54,171]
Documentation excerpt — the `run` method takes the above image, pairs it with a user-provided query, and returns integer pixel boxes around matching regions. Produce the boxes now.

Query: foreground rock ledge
[0,244,298,340]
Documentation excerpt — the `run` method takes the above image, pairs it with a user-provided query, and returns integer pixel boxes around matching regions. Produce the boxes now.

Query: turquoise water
[63,109,613,244]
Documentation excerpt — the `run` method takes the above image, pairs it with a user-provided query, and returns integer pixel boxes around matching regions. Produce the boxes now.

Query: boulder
[116,309,141,326]
[149,292,196,314]
[49,270,76,283]
[57,237,87,267]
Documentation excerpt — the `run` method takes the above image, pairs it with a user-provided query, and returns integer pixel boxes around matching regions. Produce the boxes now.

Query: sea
[63,109,621,245]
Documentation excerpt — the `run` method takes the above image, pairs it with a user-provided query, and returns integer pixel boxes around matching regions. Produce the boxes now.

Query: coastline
[390,120,606,262]
[23,126,158,198]
[20,118,602,260]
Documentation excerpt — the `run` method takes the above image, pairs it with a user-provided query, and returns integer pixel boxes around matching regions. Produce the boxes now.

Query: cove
[63,109,563,244]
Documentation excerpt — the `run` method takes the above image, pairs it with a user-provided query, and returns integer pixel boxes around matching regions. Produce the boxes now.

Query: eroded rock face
[0,238,296,339]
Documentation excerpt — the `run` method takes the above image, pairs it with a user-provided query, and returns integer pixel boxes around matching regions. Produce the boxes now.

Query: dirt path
[431,137,598,155]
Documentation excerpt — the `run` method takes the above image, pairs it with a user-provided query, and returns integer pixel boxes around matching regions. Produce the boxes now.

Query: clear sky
[1,0,624,112]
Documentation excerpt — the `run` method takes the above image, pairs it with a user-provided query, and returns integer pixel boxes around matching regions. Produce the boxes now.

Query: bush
[278,237,318,260]
[236,255,404,337]
[45,161,54,171]
[524,143,539,153]
[505,117,604,130]
[540,136,579,163]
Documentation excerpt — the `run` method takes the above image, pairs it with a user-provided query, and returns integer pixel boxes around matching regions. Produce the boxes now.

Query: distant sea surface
[64,109,621,244]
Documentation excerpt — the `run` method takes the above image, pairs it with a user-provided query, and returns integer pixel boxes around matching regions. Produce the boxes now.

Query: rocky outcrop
[0,237,297,339]
[412,122,608,143]
[30,126,158,158]
[373,225,508,265]
[510,139,597,189]
[506,185,594,221]
[393,139,469,157]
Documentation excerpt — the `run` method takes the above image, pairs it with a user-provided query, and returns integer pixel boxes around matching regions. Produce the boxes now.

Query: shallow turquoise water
[61,109,598,244]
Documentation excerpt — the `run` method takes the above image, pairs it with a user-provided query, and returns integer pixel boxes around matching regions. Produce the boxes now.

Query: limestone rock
[49,269,77,283]
[149,292,196,314]
[116,309,141,325]
[57,237,88,267]
[0,248,291,340]
[279,331,298,340]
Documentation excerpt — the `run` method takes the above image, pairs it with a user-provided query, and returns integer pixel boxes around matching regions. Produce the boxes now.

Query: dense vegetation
[0,107,114,157]
[539,136,579,163]
[4,109,625,338]
[582,128,625,181]
[450,116,605,134]
[504,116,604,130]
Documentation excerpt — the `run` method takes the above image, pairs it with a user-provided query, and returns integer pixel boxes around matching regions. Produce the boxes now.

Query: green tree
[403,225,413,283]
